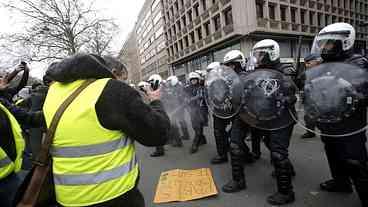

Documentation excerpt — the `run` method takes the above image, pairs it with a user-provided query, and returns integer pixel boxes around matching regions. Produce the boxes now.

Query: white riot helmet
[195,70,206,80]
[166,75,179,86]
[223,50,246,68]
[188,72,201,80]
[129,84,136,88]
[206,62,221,72]
[148,74,162,90]
[252,39,280,67]
[312,23,355,61]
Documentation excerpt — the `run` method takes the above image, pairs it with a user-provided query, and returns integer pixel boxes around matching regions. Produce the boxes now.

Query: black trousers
[213,115,231,157]
[321,134,368,206]
[229,117,295,193]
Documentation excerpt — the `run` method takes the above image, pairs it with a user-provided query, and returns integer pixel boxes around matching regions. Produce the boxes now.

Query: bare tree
[1,0,119,62]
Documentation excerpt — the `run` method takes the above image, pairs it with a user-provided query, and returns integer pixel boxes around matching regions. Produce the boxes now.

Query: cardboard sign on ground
[153,168,218,204]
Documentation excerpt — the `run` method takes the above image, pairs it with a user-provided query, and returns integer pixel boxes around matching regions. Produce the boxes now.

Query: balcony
[257,18,268,28]
[197,40,203,48]
[184,47,190,54]
[310,26,317,34]
[182,28,187,34]
[179,8,185,14]
[300,0,307,7]
[185,1,191,9]
[190,44,197,51]
[317,2,323,10]
[173,36,177,41]
[201,10,210,20]
[175,13,180,19]
[291,23,300,31]
[332,6,337,13]
[213,30,222,40]
[309,0,315,9]
[281,22,290,30]
[325,4,330,12]
[177,31,182,37]
[280,0,288,3]
[223,24,234,35]
[338,8,343,15]
[302,25,309,33]
[220,0,230,6]
[210,2,219,14]
[290,0,297,4]
[204,35,212,44]
[179,51,184,57]
[194,17,201,25]
[270,19,280,29]
[188,22,194,30]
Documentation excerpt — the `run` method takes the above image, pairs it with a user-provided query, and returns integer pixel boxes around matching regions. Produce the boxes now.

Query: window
[188,10,193,22]
[204,21,211,36]
[180,0,184,8]
[291,8,296,23]
[157,41,166,52]
[190,31,195,44]
[175,1,179,13]
[317,13,322,26]
[201,0,207,11]
[301,9,306,24]
[213,14,221,31]
[269,4,275,20]
[184,36,189,47]
[182,15,187,27]
[194,3,200,17]
[153,12,162,24]
[224,7,233,25]
[196,27,202,40]
[309,11,314,25]
[173,25,177,35]
[280,6,287,21]
[256,1,264,18]
[152,0,160,10]
[177,21,182,31]
[155,27,164,38]
[179,39,183,50]
[175,43,178,53]
[146,23,153,33]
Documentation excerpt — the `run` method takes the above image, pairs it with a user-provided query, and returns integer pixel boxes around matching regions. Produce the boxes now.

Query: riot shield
[205,65,244,119]
[299,62,368,137]
[239,69,298,130]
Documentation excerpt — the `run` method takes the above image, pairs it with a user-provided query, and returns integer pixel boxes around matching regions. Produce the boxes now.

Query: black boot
[349,161,368,207]
[222,179,246,193]
[199,134,207,146]
[267,160,295,205]
[320,179,353,193]
[190,136,200,154]
[150,146,165,157]
[211,155,228,164]
[301,132,316,139]
[251,136,261,160]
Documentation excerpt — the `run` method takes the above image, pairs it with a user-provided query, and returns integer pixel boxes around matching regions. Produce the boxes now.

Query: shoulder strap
[36,79,96,166]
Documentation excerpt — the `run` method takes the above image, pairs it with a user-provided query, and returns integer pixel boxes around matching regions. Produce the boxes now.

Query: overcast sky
[0,0,145,78]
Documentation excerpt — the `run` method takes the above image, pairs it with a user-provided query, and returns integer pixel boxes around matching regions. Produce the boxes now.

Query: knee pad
[271,151,290,168]
[230,143,244,156]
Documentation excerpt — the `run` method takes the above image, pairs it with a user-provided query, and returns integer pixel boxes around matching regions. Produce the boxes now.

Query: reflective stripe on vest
[0,156,12,168]
[51,135,131,158]
[43,79,138,206]
[54,156,137,186]
[0,103,25,180]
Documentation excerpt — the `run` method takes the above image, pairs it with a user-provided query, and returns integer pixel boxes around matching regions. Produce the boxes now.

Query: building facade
[162,0,368,80]
[119,31,142,84]
[135,0,170,80]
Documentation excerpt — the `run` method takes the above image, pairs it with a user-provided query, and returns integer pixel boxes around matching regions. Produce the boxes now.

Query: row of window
[256,2,368,31]
[164,0,217,21]
[166,8,233,58]
[166,6,232,41]
[140,40,167,65]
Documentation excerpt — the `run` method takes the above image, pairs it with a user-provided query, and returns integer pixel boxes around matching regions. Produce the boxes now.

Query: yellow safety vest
[43,79,138,207]
[0,103,25,179]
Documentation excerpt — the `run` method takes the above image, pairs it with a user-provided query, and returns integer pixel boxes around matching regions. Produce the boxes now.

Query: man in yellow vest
[44,54,170,207]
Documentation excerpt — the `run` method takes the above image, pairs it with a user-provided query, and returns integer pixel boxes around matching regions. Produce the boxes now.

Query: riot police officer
[311,23,368,207]
[206,62,232,164]
[166,76,190,141]
[185,72,207,154]
[223,41,297,205]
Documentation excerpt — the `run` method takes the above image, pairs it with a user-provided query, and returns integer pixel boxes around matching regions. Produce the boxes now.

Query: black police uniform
[317,53,368,207]
[223,61,297,205]
[185,81,207,153]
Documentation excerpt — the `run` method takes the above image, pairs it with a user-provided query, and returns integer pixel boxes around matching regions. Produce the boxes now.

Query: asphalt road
[136,116,364,207]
